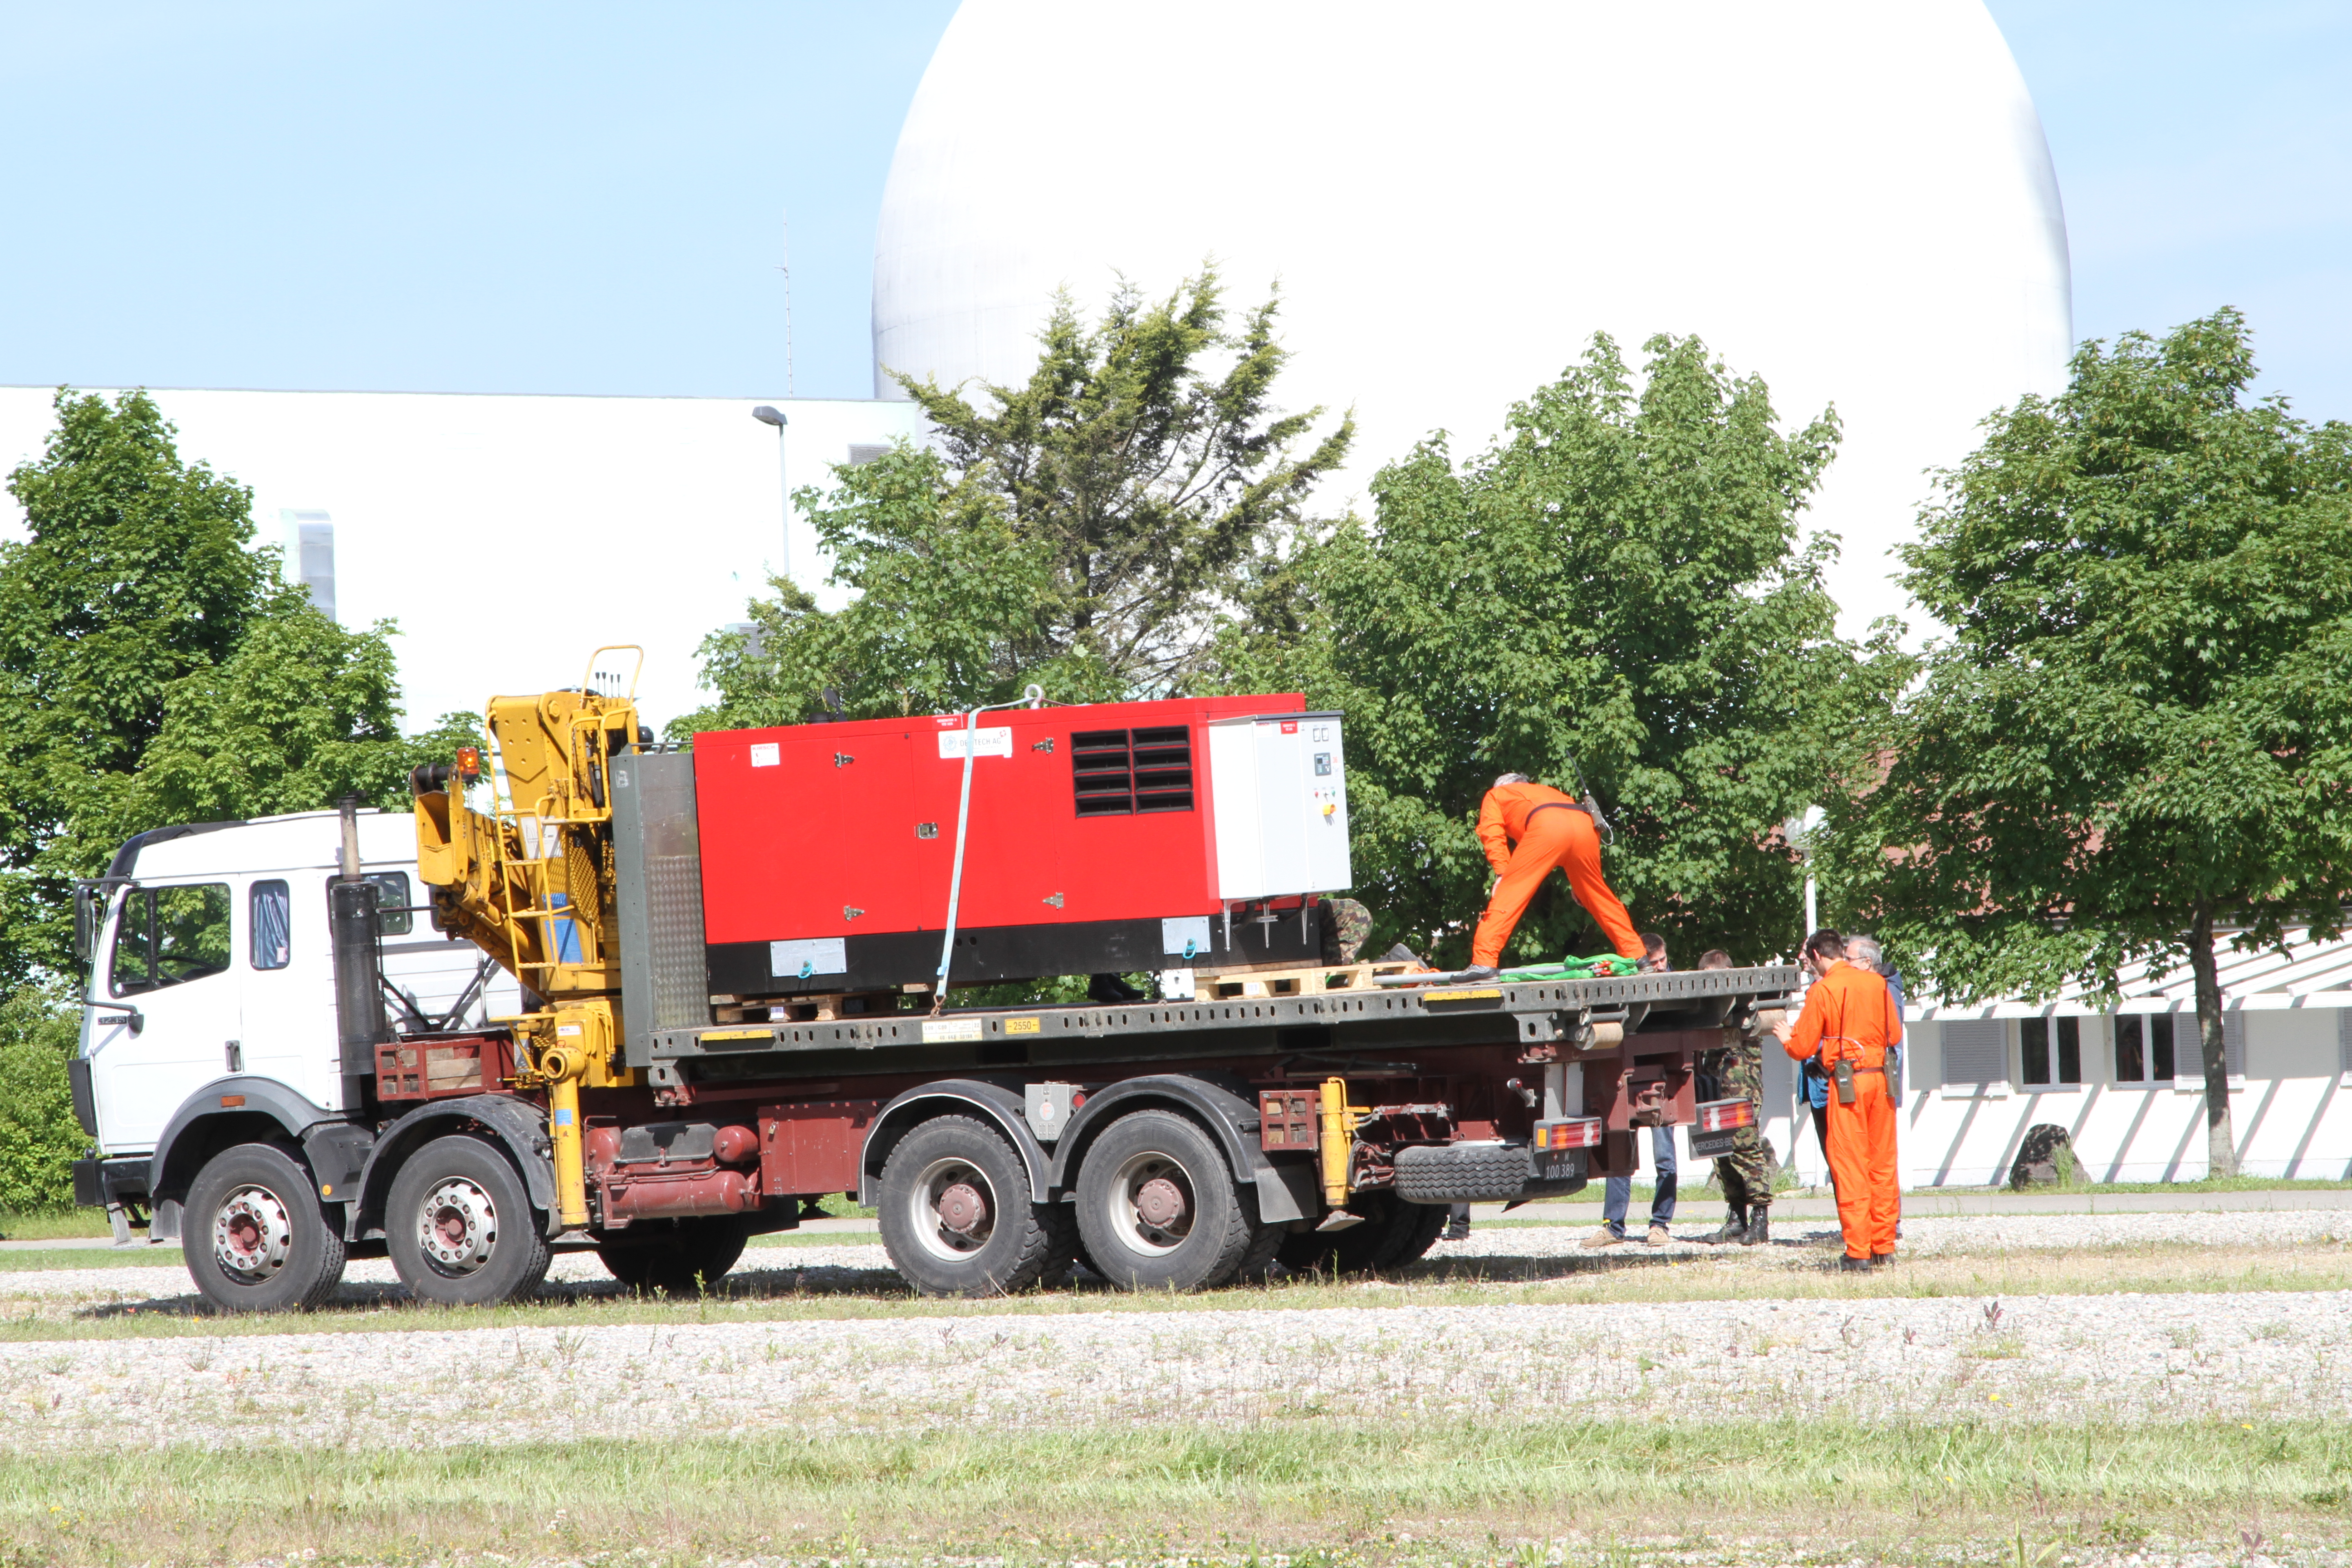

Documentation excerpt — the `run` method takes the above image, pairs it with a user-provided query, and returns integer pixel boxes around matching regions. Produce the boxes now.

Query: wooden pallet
[712,990,903,1024]
[1192,958,1427,1000]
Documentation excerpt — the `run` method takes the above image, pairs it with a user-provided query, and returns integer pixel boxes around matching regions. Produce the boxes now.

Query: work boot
[1580,1225,1627,1249]
[1644,1222,1671,1247]
[1440,1216,1471,1243]
[1456,965,1499,982]
[1700,1206,1748,1245]
[1869,1252,1895,1269]
[1838,1254,1871,1273]
[1087,973,1146,1003]
[1740,1205,1771,1246]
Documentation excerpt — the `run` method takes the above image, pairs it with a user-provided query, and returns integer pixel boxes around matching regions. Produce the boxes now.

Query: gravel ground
[0,1285,2345,1450]
[3,1207,2343,1307]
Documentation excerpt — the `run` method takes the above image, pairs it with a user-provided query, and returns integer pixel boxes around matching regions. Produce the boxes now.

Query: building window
[2021,1017,2081,1087]
[2114,1014,2175,1084]
[1939,1019,2007,1089]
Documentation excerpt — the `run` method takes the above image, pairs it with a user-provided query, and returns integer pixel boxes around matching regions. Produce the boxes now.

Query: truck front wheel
[1074,1108,1263,1292]
[876,1115,1064,1298]
[386,1134,553,1308]
[183,1142,348,1313]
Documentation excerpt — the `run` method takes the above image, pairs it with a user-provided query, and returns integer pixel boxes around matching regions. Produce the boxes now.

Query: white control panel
[1205,712,1352,900]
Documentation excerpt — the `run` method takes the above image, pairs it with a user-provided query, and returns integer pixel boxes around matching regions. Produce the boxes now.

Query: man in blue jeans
[1585,930,1678,1247]
[1584,1122,1677,1247]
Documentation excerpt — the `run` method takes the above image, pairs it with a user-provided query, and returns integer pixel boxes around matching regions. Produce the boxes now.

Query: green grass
[1,1417,2345,1565]
[0,1211,109,1243]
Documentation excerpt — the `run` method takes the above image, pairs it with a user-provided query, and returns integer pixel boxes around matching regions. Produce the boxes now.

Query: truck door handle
[225,1040,243,1073]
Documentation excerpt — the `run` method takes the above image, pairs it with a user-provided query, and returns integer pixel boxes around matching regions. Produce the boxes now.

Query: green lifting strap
[1497,952,1640,981]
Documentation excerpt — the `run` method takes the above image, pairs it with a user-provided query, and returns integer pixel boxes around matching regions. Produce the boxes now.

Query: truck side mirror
[72,886,94,963]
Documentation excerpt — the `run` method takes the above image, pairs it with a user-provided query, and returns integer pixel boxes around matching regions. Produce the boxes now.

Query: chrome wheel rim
[907,1156,995,1262]
[213,1184,294,1284]
[416,1176,499,1277]
[1103,1148,1195,1257]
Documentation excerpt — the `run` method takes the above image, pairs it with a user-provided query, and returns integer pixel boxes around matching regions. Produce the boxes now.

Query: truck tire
[1392,1141,1580,1205]
[182,1142,348,1313]
[876,1115,1063,1298]
[1074,1108,1264,1292]
[1276,1191,1445,1275]
[386,1134,553,1308]
[598,1217,750,1296]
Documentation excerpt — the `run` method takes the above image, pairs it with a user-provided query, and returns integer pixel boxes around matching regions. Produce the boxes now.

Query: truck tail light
[1532,1117,1601,1151]
[1696,1097,1756,1132]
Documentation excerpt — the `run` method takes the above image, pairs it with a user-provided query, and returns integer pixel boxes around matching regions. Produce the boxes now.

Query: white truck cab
[74,807,519,1207]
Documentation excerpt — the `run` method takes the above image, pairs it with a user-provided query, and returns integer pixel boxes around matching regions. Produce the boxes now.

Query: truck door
[85,880,240,1154]
[235,876,340,1113]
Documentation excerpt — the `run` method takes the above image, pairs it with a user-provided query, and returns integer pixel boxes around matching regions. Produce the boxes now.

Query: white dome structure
[872,0,2072,634]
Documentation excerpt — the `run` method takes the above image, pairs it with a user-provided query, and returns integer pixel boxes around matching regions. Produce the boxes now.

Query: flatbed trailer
[70,666,1795,1310]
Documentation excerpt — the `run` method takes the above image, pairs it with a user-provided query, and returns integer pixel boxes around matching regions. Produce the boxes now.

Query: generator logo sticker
[1280,720,1298,734]
[748,742,780,768]
[937,727,1013,760]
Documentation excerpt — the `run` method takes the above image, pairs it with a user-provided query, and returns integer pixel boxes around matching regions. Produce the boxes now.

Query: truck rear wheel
[387,1134,552,1308]
[1277,1192,1445,1275]
[183,1142,348,1313]
[876,1115,1062,1298]
[598,1216,750,1296]
[1074,1108,1263,1292]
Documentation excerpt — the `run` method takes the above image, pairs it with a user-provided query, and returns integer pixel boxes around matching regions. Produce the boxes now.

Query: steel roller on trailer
[69,647,1798,1309]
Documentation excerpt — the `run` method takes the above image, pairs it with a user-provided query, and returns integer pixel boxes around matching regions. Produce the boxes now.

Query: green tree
[0,389,461,988]
[1221,333,1901,966]
[680,270,1351,731]
[1822,310,2352,1177]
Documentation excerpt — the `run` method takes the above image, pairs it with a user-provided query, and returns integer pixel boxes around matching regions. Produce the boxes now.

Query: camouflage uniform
[1704,1028,1772,1215]
[1320,898,1374,965]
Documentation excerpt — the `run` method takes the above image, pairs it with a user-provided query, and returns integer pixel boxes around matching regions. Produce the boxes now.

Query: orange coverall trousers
[1470,805,1642,968]
[1823,1060,1900,1259]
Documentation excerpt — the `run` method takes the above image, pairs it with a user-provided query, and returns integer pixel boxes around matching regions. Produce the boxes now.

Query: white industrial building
[1715,936,2352,1193]
[0,387,923,731]
[1883,933,2352,1187]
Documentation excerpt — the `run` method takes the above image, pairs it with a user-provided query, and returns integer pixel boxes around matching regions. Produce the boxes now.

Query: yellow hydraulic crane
[411,647,645,1231]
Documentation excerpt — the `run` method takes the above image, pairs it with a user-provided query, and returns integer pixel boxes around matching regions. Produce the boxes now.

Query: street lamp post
[751,404,790,585]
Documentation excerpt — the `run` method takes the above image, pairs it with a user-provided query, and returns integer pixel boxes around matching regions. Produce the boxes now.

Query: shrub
[0,986,87,1213]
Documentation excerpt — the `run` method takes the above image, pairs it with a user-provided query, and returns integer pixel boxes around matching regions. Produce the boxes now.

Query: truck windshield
[109,884,234,997]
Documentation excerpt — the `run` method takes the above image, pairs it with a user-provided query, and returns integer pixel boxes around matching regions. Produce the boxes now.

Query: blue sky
[1,3,2345,421]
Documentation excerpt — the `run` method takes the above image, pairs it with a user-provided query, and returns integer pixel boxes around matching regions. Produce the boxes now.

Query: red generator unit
[692,696,1352,996]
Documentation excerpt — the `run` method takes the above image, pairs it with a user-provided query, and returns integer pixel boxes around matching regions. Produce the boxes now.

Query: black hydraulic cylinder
[332,875,384,1076]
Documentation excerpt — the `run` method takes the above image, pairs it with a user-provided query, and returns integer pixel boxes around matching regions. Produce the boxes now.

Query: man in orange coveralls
[1463,773,1644,981]
[1775,928,1901,1269]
